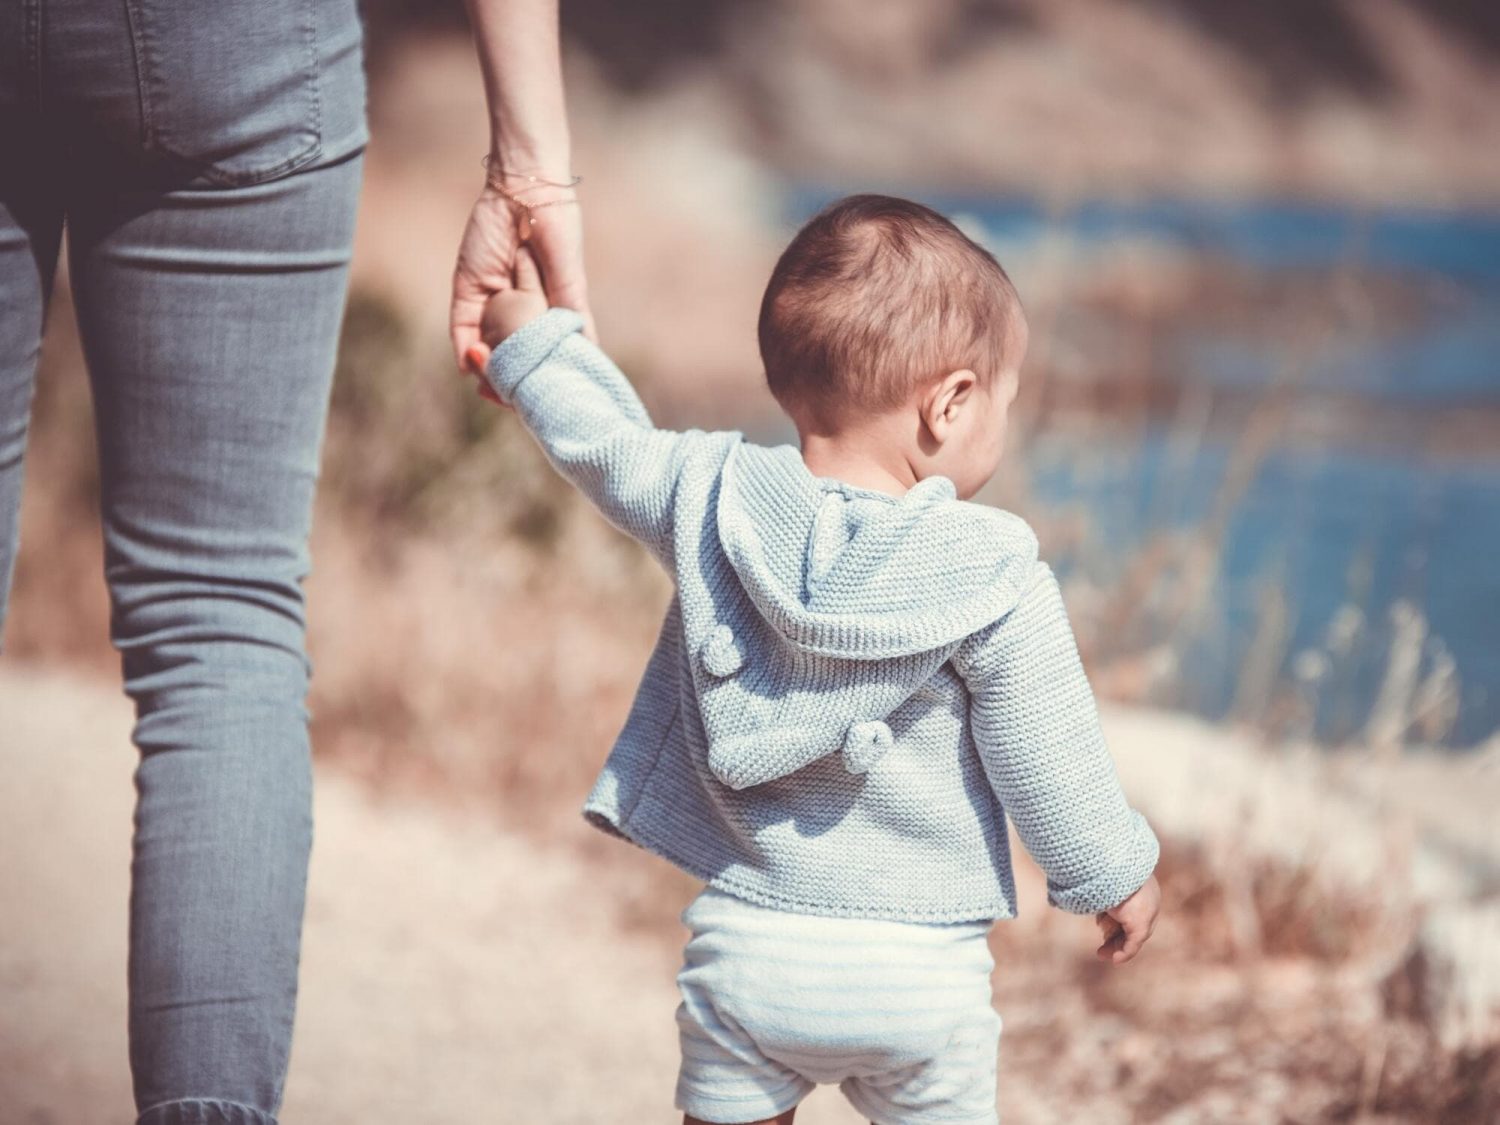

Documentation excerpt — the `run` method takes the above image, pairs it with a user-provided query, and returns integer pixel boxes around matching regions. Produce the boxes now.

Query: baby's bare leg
[684,1110,797,1125]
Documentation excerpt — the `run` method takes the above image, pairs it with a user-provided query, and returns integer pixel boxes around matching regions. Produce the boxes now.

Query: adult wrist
[485,134,572,181]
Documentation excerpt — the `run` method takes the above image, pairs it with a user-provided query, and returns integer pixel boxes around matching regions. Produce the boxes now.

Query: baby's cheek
[992,408,1012,455]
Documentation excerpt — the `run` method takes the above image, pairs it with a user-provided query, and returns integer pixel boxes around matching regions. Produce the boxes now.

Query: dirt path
[5,664,1497,1123]
[0,665,863,1124]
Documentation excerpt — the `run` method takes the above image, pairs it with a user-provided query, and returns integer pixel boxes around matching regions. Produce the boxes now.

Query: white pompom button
[842,720,893,774]
[699,625,746,678]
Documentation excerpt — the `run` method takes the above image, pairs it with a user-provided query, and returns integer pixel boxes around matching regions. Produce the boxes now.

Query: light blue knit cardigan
[485,308,1160,923]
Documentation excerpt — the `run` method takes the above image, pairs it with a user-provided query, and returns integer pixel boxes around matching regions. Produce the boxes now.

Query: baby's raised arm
[465,253,712,567]
[955,563,1161,961]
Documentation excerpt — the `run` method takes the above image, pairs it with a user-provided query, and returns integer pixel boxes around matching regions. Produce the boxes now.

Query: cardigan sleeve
[483,307,704,566]
[954,562,1159,915]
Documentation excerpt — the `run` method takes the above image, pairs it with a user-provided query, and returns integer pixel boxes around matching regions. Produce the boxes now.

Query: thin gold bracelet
[492,186,579,242]
[481,156,581,242]
[481,154,581,193]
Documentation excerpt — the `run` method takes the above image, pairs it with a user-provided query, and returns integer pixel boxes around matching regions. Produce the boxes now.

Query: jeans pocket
[124,0,323,187]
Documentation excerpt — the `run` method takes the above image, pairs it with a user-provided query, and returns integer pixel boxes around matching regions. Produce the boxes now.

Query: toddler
[466,194,1161,1125]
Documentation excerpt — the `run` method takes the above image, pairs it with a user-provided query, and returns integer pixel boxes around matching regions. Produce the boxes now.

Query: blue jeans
[0,2,366,1121]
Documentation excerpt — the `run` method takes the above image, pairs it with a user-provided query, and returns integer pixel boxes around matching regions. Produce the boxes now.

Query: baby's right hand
[1094,874,1160,965]
[463,246,550,402]
[479,245,550,348]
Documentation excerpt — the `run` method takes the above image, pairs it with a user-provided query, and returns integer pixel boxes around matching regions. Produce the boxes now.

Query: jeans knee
[110,564,313,698]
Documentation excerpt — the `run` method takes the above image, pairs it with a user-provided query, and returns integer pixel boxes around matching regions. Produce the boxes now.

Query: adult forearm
[465,0,572,175]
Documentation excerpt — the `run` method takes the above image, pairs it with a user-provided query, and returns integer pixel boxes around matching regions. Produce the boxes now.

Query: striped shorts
[674,887,1002,1124]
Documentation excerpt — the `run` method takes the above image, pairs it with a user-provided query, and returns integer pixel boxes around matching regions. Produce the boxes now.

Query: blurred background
[3,0,1498,1121]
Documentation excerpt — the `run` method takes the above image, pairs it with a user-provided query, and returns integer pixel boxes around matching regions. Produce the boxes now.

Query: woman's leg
[0,112,63,635]
[65,149,362,1123]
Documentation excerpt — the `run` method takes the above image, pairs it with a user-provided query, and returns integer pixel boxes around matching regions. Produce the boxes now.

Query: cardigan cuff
[482,306,587,402]
[1046,810,1161,915]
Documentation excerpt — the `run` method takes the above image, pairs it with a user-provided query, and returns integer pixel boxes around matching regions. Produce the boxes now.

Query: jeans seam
[136,1096,278,1124]
[23,0,41,107]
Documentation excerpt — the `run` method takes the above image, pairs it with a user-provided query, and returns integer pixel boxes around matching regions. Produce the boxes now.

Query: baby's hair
[758,194,1023,433]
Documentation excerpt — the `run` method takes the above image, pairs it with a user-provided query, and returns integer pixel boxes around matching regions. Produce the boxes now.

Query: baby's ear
[922,368,978,439]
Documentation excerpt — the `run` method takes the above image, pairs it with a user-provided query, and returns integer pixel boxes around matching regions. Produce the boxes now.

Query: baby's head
[759,194,1026,499]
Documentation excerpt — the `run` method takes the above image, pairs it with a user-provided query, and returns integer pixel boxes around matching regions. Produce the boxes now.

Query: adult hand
[449,183,593,371]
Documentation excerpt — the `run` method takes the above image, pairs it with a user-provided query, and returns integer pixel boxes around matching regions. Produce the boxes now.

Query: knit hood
[695,442,1038,789]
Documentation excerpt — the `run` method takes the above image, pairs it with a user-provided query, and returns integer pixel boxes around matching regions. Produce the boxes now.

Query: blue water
[784,187,1500,278]
[783,188,1500,747]
[1028,436,1500,747]
[952,196,1500,281]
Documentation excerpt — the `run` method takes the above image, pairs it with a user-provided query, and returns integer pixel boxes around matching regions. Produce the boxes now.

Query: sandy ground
[0,665,865,1125]
[4,663,1497,1124]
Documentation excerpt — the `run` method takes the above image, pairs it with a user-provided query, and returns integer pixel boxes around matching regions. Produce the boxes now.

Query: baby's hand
[480,244,549,346]
[463,245,550,398]
[1094,874,1160,965]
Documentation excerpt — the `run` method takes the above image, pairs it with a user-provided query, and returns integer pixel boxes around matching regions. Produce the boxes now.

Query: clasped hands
[451,180,591,400]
